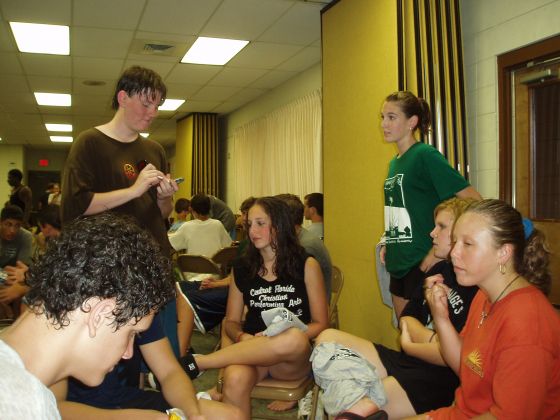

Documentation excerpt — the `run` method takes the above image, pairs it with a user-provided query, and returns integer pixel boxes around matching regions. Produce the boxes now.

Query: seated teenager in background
[312,198,478,420]
[168,198,191,234]
[413,199,560,420]
[0,205,32,270]
[175,196,256,358]
[0,204,62,308]
[169,193,231,259]
[0,212,175,419]
[276,193,332,299]
[304,192,324,240]
[188,197,328,419]
[208,195,236,238]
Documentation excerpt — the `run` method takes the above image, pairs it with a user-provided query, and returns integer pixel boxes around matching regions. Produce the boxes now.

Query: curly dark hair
[111,66,167,110]
[244,196,306,281]
[464,199,551,295]
[25,212,175,328]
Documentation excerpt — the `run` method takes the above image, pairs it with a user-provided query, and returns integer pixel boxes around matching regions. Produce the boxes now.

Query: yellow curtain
[191,113,219,196]
[398,0,469,178]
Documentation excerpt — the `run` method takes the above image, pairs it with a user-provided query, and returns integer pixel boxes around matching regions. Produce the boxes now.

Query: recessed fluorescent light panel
[159,99,185,111]
[10,22,70,55]
[35,93,71,106]
[50,136,73,143]
[181,37,249,65]
[140,132,149,138]
[45,123,72,132]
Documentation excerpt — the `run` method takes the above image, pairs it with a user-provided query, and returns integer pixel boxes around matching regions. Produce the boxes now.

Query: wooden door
[511,59,560,304]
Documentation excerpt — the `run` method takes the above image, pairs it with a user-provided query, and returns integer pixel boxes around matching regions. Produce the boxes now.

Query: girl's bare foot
[267,400,297,411]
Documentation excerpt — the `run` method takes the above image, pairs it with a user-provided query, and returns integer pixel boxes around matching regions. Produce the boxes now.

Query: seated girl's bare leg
[221,364,263,420]
[315,328,388,377]
[175,287,195,357]
[196,328,311,375]
[199,398,243,420]
[380,376,415,418]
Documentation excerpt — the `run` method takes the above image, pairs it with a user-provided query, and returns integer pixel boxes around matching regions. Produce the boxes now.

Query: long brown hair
[245,196,306,281]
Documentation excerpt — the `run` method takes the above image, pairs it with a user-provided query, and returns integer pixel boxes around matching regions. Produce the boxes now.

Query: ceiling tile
[70,94,111,116]
[226,87,268,104]
[0,74,29,93]
[0,93,38,112]
[227,42,303,69]
[20,54,71,77]
[10,113,44,126]
[27,76,72,93]
[0,0,71,25]
[73,0,146,30]
[0,52,23,74]
[276,46,321,72]
[179,100,222,113]
[190,85,241,102]
[166,63,222,85]
[72,27,134,59]
[73,56,124,79]
[139,0,221,35]
[250,69,298,89]
[41,114,74,125]
[211,101,248,115]
[208,67,268,87]
[200,0,292,40]
[258,2,322,45]
[72,78,115,96]
[135,31,194,45]
[0,20,17,52]
[164,82,203,98]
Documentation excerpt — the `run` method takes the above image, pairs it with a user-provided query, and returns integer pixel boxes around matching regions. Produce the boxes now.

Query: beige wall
[0,145,25,207]
[322,0,400,347]
[461,0,560,198]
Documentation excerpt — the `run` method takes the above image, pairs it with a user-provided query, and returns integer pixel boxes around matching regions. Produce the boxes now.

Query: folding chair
[176,254,222,279]
[249,265,345,419]
[211,246,239,277]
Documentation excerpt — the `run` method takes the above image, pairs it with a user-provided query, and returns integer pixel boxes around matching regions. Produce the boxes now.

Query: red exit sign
[39,159,49,167]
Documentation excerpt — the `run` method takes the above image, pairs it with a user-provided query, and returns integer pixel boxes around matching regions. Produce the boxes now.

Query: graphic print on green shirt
[384,174,412,244]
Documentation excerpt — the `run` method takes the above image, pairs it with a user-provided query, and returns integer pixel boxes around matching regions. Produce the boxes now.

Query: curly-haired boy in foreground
[0,212,175,419]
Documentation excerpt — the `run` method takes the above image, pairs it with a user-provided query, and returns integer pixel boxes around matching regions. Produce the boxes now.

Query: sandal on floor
[335,410,388,420]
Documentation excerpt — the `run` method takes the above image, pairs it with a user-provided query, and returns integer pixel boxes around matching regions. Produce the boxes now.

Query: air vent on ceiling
[130,39,187,57]
[143,43,174,53]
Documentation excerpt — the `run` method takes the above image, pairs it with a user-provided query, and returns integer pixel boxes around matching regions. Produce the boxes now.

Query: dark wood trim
[397,0,404,91]
[413,0,423,98]
[497,34,560,203]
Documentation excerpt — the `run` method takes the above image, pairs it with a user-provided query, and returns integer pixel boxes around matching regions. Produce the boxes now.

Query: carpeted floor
[190,326,300,419]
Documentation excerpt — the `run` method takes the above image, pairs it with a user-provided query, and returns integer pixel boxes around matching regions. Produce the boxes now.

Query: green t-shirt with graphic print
[384,142,469,278]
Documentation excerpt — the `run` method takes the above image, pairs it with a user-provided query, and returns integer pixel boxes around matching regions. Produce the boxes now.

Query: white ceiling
[0,0,332,150]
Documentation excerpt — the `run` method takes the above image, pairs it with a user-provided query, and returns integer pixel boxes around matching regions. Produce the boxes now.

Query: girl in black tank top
[192,197,328,417]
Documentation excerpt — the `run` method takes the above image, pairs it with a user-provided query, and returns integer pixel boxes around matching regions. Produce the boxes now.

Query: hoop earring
[499,264,506,275]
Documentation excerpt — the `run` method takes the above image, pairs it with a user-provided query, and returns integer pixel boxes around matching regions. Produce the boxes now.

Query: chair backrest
[328,265,344,328]
[211,246,239,277]
[176,254,222,277]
